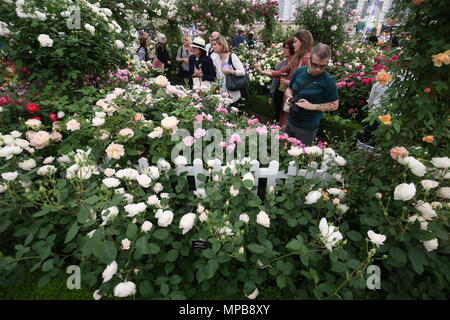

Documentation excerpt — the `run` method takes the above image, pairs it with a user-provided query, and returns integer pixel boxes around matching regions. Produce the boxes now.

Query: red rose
[50,113,57,122]
[0,96,9,106]
[30,116,40,120]
[26,103,39,114]
[358,100,366,106]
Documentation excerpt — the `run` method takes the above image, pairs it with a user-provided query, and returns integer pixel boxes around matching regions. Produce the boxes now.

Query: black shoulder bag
[226,53,250,100]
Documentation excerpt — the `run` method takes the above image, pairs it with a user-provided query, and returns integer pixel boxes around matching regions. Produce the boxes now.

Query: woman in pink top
[255,30,313,127]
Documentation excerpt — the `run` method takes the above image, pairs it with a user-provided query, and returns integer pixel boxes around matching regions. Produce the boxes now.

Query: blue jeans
[284,121,318,146]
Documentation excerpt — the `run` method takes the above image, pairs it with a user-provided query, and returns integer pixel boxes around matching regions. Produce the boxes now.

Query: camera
[288,96,300,112]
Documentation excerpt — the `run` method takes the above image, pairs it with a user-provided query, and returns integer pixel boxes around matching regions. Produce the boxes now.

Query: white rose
[158,210,174,227]
[92,117,105,126]
[179,213,196,234]
[246,288,259,300]
[154,75,168,86]
[29,131,50,149]
[288,146,303,157]
[25,119,41,129]
[161,116,179,131]
[102,177,121,188]
[437,187,450,199]
[404,157,426,177]
[18,159,36,171]
[115,39,124,49]
[194,188,206,199]
[327,188,341,195]
[394,183,416,201]
[0,184,7,193]
[14,138,29,148]
[148,127,164,139]
[157,158,171,171]
[102,261,118,283]
[113,281,136,298]
[100,206,119,226]
[37,34,53,47]
[319,218,343,252]
[93,290,102,300]
[242,172,255,188]
[2,171,19,181]
[123,193,134,204]
[137,174,152,188]
[422,238,438,252]
[367,230,386,247]
[408,214,428,230]
[37,165,57,176]
[118,128,134,139]
[334,155,347,166]
[421,180,439,189]
[256,211,270,228]
[174,155,187,168]
[305,190,322,205]
[304,146,323,156]
[121,238,131,250]
[199,212,208,222]
[141,221,153,233]
[153,182,163,193]
[66,119,81,131]
[124,202,146,217]
[57,111,65,119]
[106,143,125,160]
[115,168,139,180]
[147,195,159,206]
[431,157,450,169]
[230,185,239,197]
[337,204,349,213]
[239,213,249,224]
[415,201,437,220]
[43,156,54,164]
[104,168,116,177]
[147,166,160,180]
[84,23,95,36]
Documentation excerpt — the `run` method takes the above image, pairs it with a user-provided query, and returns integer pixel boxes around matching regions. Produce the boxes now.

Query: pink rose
[183,136,194,147]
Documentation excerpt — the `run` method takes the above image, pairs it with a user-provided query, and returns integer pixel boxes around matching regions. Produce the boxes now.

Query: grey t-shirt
[177,46,191,71]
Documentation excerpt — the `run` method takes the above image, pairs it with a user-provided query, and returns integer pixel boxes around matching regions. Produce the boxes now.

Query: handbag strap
[228,53,235,70]
[292,71,327,97]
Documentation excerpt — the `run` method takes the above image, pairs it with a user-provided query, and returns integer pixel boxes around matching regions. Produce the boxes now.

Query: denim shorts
[284,121,318,146]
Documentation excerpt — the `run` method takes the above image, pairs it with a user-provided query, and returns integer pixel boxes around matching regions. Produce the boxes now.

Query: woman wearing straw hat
[188,37,216,90]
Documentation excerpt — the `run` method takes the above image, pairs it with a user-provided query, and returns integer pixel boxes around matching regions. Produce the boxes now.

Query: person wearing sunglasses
[284,43,339,146]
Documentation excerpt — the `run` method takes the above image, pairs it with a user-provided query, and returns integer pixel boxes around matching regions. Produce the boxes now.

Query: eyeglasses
[310,58,327,69]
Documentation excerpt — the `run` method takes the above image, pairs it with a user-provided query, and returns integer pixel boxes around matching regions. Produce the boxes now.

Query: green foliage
[0,0,129,82]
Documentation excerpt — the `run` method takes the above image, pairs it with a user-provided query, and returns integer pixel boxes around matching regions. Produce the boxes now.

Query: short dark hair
[311,43,331,60]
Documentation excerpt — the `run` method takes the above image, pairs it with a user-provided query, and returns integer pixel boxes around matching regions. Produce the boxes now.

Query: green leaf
[276,275,287,289]
[160,283,169,296]
[300,253,309,267]
[135,236,151,256]
[310,268,319,285]
[126,223,138,239]
[412,230,436,241]
[243,180,254,189]
[347,231,363,242]
[97,241,117,264]
[206,259,219,279]
[287,218,297,227]
[409,247,425,275]
[169,291,186,300]
[169,275,181,285]
[248,243,265,254]
[139,280,155,298]
[64,222,79,244]
[85,195,100,205]
[41,259,54,272]
[149,243,160,254]
[389,247,407,264]
[286,239,301,251]
[167,249,179,262]
[32,207,51,218]
[153,229,169,240]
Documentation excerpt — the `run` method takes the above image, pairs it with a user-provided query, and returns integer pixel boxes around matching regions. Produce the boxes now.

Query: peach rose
[66,119,81,131]
[154,75,168,87]
[49,131,63,142]
[106,143,125,159]
[29,131,50,149]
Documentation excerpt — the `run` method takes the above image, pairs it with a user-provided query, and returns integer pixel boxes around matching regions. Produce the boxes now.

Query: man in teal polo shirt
[284,43,338,145]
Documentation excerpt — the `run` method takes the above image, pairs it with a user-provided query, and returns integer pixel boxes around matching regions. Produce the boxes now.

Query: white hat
[191,37,206,51]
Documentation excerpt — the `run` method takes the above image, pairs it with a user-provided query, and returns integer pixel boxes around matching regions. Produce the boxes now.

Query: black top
[188,55,216,82]
[156,42,172,65]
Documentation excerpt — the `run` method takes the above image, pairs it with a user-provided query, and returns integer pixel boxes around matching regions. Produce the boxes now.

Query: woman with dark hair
[269,38,295,123]
[255,30,313,127]
[188,37,216,89]
[155,34,173,82]
[137,32,153,68]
